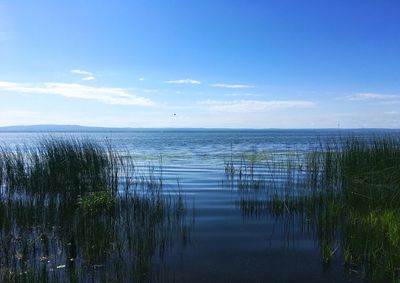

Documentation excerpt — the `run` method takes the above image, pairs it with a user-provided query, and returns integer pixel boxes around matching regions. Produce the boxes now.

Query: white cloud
[70,69,95,81]
[139,77,145,81]
[142,89,159,93]
[211,83,254,89]
[198,99,316,112]
[224,93,257,97]
[0,81,155,106]
[164,79,201,84]
[347,93,400,101]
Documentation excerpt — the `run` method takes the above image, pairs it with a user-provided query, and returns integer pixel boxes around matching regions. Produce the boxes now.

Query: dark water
[1,129,398,282]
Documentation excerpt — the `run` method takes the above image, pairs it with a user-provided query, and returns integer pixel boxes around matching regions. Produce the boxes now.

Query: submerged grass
[0,138,191,282]
[78,191,116,216]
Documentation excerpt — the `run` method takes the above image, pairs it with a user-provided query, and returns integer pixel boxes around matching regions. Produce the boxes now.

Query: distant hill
[0,124,224,132]
[0,125,397,132]
[0,125,134,132]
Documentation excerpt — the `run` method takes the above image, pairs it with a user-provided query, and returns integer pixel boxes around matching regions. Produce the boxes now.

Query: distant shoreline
[0,124,399,133]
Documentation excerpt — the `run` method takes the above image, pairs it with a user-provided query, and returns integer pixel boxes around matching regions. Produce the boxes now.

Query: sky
[0,0,400,128]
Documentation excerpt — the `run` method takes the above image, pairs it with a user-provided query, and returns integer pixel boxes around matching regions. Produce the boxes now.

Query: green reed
[0,138,191,282]
[233,137,400,282]
[224,150,305,194]
[0,138,118,198]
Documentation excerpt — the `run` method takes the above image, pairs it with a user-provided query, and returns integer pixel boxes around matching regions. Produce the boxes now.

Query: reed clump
[269,136,400,282]
[224,151,304,193]
[0,138,191,282]
[0,138,118,197]
[227,137,400,282]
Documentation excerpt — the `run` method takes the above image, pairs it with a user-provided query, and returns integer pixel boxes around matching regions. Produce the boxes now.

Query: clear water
[1,129,398,282]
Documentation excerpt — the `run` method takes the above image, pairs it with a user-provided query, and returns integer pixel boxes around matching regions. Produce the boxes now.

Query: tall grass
[225,136,400,282]
[0,138,191,282]
[0,138,119,197]
[223,150,305,193]
[269,136,400,282]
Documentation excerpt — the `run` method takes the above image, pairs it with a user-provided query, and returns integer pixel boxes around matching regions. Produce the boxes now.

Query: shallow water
[1,129,398,282]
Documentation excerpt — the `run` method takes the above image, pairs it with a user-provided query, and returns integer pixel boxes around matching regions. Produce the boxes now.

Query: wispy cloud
[198,99,316,112]
[139,77,145,81]
[347,93,400,101]
[164,79,201,84]
[211,83,254,89]
[70,69,95,81]
[224,93,257,97]
[0,81,155,106]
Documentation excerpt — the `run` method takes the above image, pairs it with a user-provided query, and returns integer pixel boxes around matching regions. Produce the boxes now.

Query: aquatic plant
[228,136,400,282]
[0,138,192,282]
[78,191,115,216]
[268,136,400,282]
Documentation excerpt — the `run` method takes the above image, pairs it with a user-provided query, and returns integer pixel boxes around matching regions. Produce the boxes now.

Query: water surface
[1,129,397,282]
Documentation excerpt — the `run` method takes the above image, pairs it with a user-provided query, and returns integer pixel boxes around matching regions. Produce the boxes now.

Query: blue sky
[0,0,399,128]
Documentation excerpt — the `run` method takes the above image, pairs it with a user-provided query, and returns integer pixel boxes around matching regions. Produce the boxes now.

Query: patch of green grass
[343,209,400,281]
[78,191,115,216]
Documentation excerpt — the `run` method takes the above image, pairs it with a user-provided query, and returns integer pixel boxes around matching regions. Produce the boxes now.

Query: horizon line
[0,124,399,131]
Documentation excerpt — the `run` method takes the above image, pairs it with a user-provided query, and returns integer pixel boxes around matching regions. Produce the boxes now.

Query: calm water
[1,129,398,282]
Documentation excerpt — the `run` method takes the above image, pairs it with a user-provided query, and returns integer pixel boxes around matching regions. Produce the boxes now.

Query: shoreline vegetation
[226,136,400,283]
[0,138,191,282]
[0,135,399,282]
